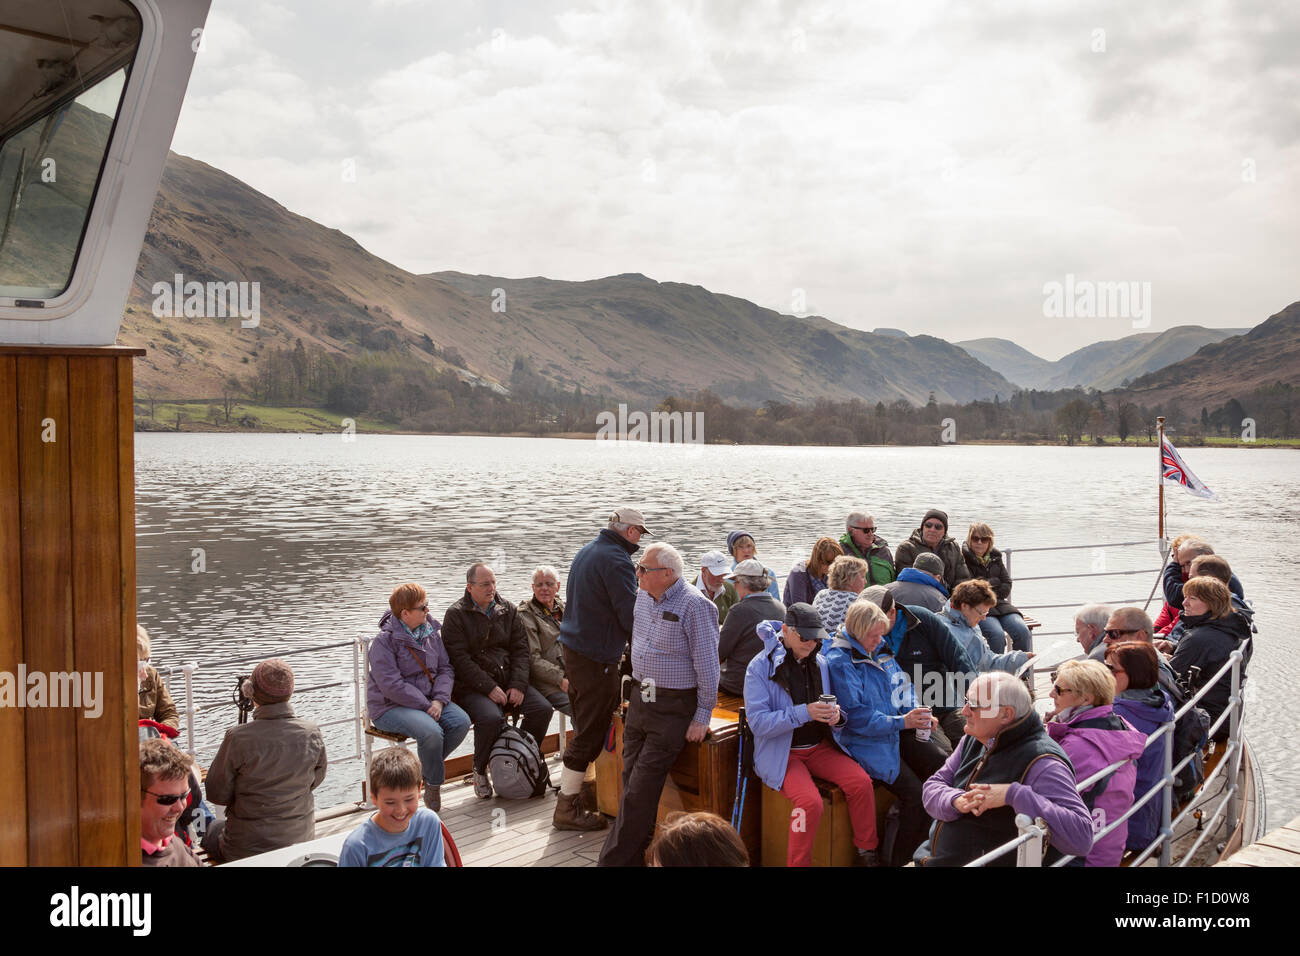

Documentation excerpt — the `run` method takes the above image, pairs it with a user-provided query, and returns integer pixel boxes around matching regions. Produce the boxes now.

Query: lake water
[136,434,1299,827]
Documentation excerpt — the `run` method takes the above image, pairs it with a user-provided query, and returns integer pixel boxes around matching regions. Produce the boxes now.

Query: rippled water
[136,434,1299,826]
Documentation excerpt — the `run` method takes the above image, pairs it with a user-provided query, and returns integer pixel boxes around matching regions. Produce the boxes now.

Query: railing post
[1014,814,1045,867]
[353,637,364,758]
[1226,651,1244,833]
[1159,719,1174,867]
[182,662,197,757]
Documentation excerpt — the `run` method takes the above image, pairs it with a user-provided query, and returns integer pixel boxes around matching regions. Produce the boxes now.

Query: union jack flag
[1160,437,1217,500]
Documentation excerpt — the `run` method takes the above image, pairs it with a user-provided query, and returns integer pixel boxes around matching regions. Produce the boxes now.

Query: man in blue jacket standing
[552,508,649,831]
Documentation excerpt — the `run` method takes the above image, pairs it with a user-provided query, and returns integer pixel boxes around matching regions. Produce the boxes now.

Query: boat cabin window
[0,1,141,300]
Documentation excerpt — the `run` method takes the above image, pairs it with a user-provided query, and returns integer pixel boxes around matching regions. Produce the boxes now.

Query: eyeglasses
[1052,683,1075,695]
[971,535,991,543]
[1103,628,1140,640]
[851,525,875,533]
[923,522,944,530]
[143,788,189,806]
[635,565,668,575]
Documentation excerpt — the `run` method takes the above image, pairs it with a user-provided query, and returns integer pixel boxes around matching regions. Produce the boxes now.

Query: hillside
[958,326,1250,391]
[116,151,1018,406]
[955,338,1057,390]
[1117,302,1300,411]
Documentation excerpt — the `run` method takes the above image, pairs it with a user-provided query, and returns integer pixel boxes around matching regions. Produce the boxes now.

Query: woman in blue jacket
[826,599,949,866]
[743,605,881,867]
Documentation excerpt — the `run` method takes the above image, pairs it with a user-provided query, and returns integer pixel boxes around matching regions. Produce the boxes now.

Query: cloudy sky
[169,0,1299,359]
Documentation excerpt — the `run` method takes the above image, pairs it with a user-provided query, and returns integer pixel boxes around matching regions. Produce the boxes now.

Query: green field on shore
[134,401,398,434]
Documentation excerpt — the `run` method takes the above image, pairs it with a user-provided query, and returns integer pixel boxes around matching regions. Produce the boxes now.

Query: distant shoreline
[133,422,1300,449]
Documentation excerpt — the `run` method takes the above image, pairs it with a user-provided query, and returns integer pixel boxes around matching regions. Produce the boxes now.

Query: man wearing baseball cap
[693,550,739,625]
[717,558,785,696]
[553,507,652,831]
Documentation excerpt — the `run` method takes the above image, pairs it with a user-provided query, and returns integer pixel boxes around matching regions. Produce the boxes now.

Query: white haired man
[597,542,720,866]
[839,511,895,586]
[1074,604,1113,661]
[919,672,1092,867]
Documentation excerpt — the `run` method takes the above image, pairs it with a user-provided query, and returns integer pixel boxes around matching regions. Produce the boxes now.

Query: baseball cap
[699,550,732,576]
[610,507,653,535]
[784,603,829,643]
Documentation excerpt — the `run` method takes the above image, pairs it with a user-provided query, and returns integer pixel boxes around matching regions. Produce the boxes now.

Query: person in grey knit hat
[884,553,950,613]
[202,658,327,862]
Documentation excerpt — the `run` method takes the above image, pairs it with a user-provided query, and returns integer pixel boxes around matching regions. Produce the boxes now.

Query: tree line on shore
[138,341,1297,444]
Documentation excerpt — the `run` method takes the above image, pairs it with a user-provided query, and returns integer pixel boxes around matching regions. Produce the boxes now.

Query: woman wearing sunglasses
[1045,659,1147,867]
[367,582,471,813]
[961,522,1033,654]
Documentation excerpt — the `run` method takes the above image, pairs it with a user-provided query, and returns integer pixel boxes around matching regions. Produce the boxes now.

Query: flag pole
[1156,416,1166,545]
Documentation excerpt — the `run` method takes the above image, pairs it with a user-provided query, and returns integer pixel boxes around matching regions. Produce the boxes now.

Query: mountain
[1117,302,1300,410]
[955,338,1057,390]
[958,326,1250,391]
[118,151,1016,406]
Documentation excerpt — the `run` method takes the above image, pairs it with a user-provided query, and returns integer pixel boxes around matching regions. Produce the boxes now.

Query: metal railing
[164,634,567,807]
[164,637,373,784]
[966,640,1251,867]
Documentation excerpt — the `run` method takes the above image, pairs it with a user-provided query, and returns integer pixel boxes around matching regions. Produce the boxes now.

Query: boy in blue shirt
[341,748,446,867]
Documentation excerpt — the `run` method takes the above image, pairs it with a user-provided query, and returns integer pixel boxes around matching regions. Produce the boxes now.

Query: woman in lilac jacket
[1045,659,1147,866]
[783,537,843,606]
[368,582,471,811]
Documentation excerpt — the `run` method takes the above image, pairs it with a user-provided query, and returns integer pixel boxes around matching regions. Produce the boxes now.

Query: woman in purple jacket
[783,537,843,606]
[368,582,471,812]
[1046,659,1147,866]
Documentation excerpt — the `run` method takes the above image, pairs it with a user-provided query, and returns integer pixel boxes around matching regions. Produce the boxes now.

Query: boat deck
[1217,815,1300,868]
[313,751,608,867]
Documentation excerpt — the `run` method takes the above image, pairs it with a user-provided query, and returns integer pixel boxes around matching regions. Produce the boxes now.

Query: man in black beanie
[892,509,972,592]
[202,659,328,862]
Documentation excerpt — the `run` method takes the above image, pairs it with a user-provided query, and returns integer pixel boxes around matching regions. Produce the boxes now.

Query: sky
[169,0,1300,360]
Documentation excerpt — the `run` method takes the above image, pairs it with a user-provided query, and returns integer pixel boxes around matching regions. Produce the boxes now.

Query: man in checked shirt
[597,542,721,866]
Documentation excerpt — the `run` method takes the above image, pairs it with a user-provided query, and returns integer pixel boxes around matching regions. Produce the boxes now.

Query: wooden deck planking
[312,755,604,866]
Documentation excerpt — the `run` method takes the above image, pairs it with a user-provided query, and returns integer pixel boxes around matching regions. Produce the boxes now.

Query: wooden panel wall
[1,347,142,866]
[0,356,26,864]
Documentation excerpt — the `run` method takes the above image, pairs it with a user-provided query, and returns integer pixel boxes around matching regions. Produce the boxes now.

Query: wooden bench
[760,779,897,866]
[595,692,762,860]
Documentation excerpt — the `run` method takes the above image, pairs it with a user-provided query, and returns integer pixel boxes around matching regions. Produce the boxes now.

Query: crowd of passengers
[135,510,1253,867]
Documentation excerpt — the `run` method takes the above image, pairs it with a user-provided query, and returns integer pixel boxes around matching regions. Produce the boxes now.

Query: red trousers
[780,741,878,867]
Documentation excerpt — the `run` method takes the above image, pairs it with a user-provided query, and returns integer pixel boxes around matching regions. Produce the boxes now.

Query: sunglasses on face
[971,536,991,543]
[1052,683,1075,695]
[851,525,875,533]
[144,788,189,806]
[923,522,944,530]
[1104,628,1140,640]
[411,604,429,613]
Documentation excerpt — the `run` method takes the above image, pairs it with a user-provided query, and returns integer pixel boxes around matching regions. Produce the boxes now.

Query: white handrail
[968,639,1250,867]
